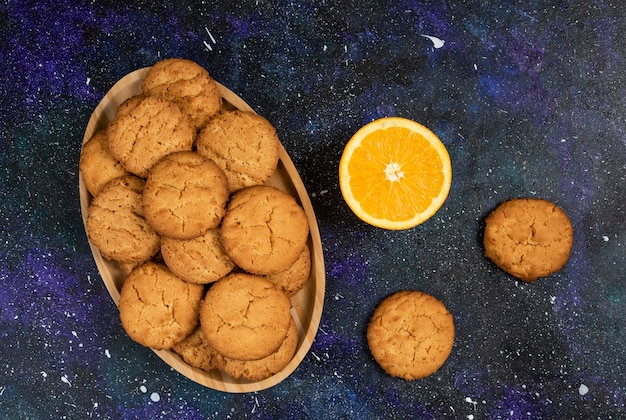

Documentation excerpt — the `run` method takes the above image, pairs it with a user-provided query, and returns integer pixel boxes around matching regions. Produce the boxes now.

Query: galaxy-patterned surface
[1,0,625,418]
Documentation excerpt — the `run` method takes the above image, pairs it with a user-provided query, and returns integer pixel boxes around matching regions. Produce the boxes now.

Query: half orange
[339,117,452,230]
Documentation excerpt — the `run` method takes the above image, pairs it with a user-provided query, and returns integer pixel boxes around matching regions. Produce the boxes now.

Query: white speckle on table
[150,392,160,402]
[203,27,217,51]
[140,385,147,393]
[105,349,111,358]
[61,374,71,386]
[421,34,445,49]
[465,396,478,410]
[603,235,609,242]
[40,371,47,378]
[550,295,556,304]
[579,384,589,395]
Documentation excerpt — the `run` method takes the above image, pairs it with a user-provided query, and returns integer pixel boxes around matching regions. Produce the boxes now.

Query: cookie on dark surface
[484,198,574,282]
[367,290,455,380]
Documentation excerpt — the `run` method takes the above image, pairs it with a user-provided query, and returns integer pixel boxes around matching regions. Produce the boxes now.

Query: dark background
[1,1,624,418]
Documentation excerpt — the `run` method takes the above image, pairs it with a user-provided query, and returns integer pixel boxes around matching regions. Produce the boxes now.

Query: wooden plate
[79,68,325,393]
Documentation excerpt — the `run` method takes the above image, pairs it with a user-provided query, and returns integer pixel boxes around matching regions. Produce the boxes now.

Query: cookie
[196,110,280,192]
[217,318,298,381]
[220,185,309,275]
[79,129,129,196]
[161,229,235,284]
[119,261,204,350]
[114,94,145,118]
[142,151,229,240]
[483,198,574,282]
[142,58,222,130]
[107,95,195,177]
[86,175,160,264]
[367,291,455,380]
[265,245,311,297]
[172,327,221,372]
[199,273,292,361]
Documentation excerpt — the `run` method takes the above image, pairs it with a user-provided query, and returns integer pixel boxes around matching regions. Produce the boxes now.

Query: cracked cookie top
[85,175,160,264]
[483,198,574,282]
[79,129,129,197]
[142,151,229,240]
[119,261,205,350]
[107,95,195,178]
[264,245,311,297]
[199,273,292,361]
[367,290,455,380]
[217,317,299,381]
[142,58,222,130]
[161,228,235,284]
[196,110,280,192]
[219,185,310,275]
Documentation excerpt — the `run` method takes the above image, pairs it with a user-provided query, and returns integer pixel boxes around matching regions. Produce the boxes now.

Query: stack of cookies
[80,58,311,381]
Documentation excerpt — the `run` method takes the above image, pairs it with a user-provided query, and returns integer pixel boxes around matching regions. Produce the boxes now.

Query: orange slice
[339,117,452,230]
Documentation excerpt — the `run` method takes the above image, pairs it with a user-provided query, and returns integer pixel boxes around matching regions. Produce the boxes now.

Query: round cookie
[114,94,145,118]
[172,327,221,372]
[142,151,229,240]
[161,229,235,284]
[217,318,298,381]
[119,261,204,350]
[367,291,455,380]
[107,95,195,177]
[200,273,292,361]
[86,175,160,264]
[142,58,222,130]
[196,110,280,192]
[483,198,574,282]
[265,245,311,297]
[79,129,129,196]
[220,185,309,275]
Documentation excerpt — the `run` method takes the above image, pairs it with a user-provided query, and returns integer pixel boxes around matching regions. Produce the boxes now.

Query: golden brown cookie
[265,245,311,297]
[217,318,298,381]
[483,198,574,282]
[86,175,160,264]
[142,151,229,240]
[79,130,129,196]
[199,273,292,361]
[107,95,195,178]
[196,110,280,192]
[220,185,310,275]
[367,291,455,380]
[114,94,145,118]
[161,229,235,284]
[119,261,204,350]
[142,58,222,130]
[172,327,221,372]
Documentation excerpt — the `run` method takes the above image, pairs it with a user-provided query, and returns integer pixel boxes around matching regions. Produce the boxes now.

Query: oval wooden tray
[79,68,325,393]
